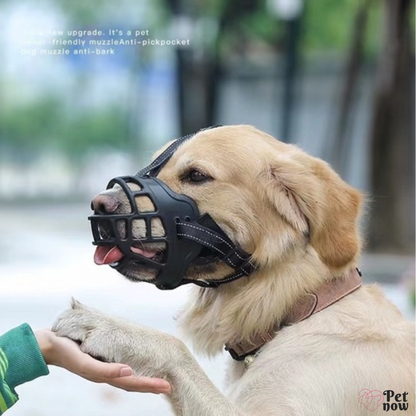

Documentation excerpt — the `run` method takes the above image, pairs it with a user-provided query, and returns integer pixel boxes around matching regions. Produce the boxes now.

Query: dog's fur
[53,125,415,415]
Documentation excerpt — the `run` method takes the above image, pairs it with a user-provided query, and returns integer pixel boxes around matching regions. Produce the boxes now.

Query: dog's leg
[166,352,242,415]
[52,300,246,416]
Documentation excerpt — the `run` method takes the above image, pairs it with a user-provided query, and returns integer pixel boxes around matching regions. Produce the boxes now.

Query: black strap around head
[137,126,223,178]
[137,133,194,178]
[176,218,251,270]
[181,263,257,288]
[177,215,257,288]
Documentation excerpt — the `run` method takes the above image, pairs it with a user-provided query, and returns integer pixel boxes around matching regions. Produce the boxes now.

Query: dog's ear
[263,154,362,269]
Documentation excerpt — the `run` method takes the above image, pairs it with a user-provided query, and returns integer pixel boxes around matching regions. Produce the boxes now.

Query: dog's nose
[91,194,119,214]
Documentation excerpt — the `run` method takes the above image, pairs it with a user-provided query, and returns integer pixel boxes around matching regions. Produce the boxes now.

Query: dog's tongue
[94,245,158,265]
[94,246,124,265]
[130,246,158,258]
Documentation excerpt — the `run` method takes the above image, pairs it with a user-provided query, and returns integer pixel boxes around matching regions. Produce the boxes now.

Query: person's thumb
[118,366,133,377]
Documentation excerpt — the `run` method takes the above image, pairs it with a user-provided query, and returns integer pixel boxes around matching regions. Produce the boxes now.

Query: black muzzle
[89,129,257,290]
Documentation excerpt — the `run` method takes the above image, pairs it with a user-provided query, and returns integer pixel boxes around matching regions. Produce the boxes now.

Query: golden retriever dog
[53,125,414,415]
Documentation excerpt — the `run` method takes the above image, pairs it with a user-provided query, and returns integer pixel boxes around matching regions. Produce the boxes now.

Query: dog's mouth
[93,244,165,266]
[92,216,222,284]
[93,220,167,267]
[93,243,219,286]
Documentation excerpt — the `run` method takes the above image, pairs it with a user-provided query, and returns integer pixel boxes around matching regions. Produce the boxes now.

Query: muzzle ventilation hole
[151,217,165,237]
[135,196,156,213]
[132,219,147,239]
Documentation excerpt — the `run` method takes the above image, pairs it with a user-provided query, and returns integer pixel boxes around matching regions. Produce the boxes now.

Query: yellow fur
[62,125,414,415]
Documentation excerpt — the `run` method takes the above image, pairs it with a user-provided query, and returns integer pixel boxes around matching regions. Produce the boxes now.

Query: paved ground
[0,203,414,416]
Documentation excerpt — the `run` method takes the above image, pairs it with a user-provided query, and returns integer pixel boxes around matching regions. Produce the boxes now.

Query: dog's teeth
[110,262,119,267]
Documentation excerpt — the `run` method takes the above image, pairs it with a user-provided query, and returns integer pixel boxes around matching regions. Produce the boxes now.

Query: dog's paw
[52,298,127,363]
[52,298,95,342]
[52,298,186,376]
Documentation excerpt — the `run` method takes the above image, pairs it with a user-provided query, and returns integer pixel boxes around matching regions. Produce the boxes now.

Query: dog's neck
[177,248,354,357]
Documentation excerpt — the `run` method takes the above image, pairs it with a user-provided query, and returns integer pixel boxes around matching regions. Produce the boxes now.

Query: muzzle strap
[184,266,256,288]
[137,126,223,178]
[176,216,257,288]
[137,133,195,178]
[176,220,254,270]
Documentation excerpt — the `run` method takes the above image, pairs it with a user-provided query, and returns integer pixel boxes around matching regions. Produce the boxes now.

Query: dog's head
[90,125,362,287]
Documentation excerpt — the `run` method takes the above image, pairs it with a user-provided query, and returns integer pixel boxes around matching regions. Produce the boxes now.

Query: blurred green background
[0,1,414,414]
[1,0,414,283]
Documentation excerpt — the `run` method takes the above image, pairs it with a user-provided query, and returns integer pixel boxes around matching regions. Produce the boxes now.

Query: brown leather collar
[225,268,362,361]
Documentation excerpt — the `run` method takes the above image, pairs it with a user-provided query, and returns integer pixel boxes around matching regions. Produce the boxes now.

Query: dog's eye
[184,169,211,184]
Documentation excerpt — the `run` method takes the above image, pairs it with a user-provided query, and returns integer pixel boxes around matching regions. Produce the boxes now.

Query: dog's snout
[91,194,119,215]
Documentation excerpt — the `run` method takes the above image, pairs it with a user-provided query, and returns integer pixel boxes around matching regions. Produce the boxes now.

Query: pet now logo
[359,389,409,412]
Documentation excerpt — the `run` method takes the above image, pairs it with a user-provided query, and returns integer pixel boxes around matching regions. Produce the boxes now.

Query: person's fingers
[70,352,171,394]
[54,338,172,393]
[107,375,172,394]
[67,350,133,381]
[45,332,172,394]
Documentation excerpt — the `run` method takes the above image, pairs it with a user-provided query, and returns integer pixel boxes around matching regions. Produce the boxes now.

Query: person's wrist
[34,329,55,365]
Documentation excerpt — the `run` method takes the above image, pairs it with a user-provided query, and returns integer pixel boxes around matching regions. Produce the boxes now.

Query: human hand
[34,329,171,394]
